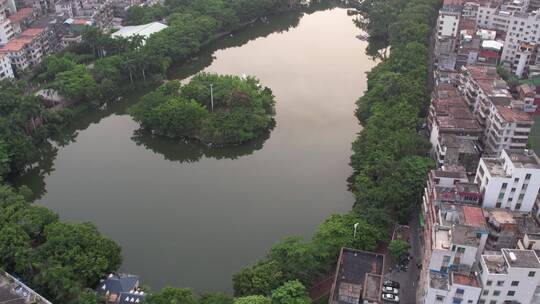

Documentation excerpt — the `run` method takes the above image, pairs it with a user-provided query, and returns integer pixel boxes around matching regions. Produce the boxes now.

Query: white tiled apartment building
[475,149,540,211]
[478,249,540,304]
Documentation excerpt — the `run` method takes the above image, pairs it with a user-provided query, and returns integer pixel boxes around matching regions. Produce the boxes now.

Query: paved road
[384,209,422,304]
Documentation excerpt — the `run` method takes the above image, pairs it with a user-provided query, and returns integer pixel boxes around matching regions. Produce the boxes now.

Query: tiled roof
[0,37,33,52]
[8,8,33,24]
[495,105,531,122]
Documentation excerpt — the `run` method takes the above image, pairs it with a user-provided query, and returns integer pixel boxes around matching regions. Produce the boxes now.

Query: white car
[382,286,398,294]
[382,293,399,303]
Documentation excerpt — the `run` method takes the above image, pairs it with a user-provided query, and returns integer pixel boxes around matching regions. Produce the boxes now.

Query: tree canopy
[130,73,275,145]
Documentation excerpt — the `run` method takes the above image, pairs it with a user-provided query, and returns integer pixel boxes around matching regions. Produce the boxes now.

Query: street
[383,209,422,304]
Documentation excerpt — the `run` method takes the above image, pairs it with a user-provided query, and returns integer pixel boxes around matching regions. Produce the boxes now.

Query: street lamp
[210,83,214,111]
[353,222,359,239]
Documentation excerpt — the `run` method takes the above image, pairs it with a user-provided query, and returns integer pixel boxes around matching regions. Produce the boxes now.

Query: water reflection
[131,128,272,164]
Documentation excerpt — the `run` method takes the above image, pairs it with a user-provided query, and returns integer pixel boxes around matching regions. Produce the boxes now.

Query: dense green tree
[53,65,98,102]
[142,287,197,304]
[200,293,234,304]
[131,73,275,145]
[125,5,167,25]
[388,239,410,262]
[270,280,310,304]
[233,295,270,304]
[233,260,284,297]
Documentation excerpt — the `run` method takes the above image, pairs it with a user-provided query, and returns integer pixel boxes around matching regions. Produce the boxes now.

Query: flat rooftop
[484,208,516,225]
[452,272,480,288]
[429,271,449,291]
[506,149,540,169]
[434,226,452,250]
[495,105,531,123]
[440,134,478,152]
[330,248,384,304]
[0,271,50,304]
[440,204,486,229]
[482,254,508,274]
[452,225,484,247]
[432,169,468,179]
[483,158,510,177]
[503,249,540,269]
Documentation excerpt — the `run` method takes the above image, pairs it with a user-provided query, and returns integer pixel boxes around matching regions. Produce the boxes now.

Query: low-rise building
[483,101,532,154]
[329,248,385,304]
[97,273,142,304]
[0,27,47,71]
[425,271,482,304]
[0,270,52,304]
[478,249,540,304]
[475,149,540,211]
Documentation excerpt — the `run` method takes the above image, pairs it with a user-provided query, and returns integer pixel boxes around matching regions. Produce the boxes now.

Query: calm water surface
[18,8,376,292]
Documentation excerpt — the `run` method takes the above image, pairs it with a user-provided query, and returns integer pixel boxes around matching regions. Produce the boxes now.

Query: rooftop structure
[111,22,167,41]
[329,248,384,304]
[0,270,52,304]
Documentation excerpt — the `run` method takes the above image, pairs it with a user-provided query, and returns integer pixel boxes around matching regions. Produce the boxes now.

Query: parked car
[382,286,398,294]
[383,280,400,289]
[382,293,399,303]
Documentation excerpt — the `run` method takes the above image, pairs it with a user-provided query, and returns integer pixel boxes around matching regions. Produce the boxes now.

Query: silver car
[382,286,399,294]
[381,293,399,303]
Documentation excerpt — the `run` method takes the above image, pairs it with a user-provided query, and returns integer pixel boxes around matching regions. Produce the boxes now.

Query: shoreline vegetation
[0,0,442,303]
[130,73,276,146]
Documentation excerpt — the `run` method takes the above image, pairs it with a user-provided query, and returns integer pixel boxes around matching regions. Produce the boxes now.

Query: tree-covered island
[130,73,276,145]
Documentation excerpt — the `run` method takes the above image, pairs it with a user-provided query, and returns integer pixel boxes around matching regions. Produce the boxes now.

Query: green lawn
[529,115,540,154]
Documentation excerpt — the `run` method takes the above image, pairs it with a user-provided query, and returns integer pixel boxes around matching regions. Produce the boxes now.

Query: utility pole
[210,83,214,111]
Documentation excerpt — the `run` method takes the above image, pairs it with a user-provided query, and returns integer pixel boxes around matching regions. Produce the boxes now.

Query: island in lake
[130,73,276,146]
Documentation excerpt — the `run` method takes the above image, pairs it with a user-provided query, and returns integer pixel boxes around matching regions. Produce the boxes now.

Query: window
[507,290,515,296]
[483,289,489,295]
[496,280,504,286]
[499,192,505,199]
[511,281,519,286]
[502,182,508,189]
[493,290,501,296]
[529,271,536,277]
[526,173,531,180]
[487,280,493,286]
[516,203,522,210]
[514,178,519,183]
[456,288,464,294]
[437,295,445,301]
[489,301,496,304]
[511,188,516,192]
[496,202,502,208]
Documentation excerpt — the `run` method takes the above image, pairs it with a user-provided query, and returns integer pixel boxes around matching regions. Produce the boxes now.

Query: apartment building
[0,52,12,79]
[478,249,540,304]
[422,196,488,304]
[517,83,538,112]
[54,0,113,29]
[436,134,481,172]
[0,0,16,44]
[0,27,45,71]
[484,208,540,250]
[425,271,482,304]
[483,100,532,154]
[475,149,540,211]
[428,92,484,160]
[457,65,511,125]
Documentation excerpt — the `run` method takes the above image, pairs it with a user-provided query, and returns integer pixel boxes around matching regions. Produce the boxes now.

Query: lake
[17,7,377,292]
